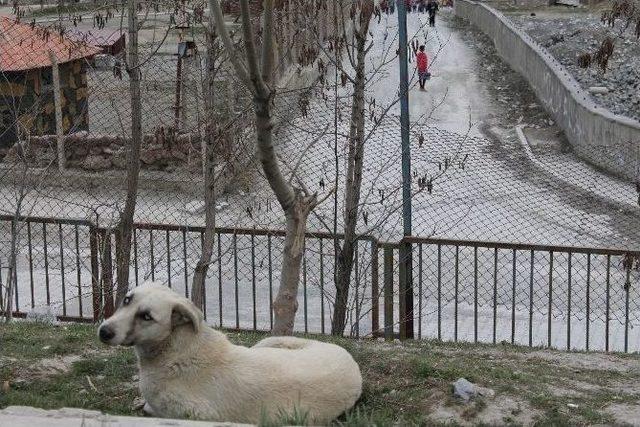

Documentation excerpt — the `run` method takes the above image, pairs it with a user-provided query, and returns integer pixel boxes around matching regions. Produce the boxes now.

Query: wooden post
[48,51,65,172]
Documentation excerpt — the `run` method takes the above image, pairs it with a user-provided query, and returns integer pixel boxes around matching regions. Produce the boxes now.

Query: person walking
[416,45,429,91]
[426,0,439,27]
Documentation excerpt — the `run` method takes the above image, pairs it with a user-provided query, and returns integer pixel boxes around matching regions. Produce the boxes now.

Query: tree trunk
[191,17,218,309]
[254,93,315,336]
[210,0,313,335]
[332,5,370,336]
[115,0,143,307]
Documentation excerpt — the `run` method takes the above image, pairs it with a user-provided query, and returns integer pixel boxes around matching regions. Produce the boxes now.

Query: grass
[2,321,640,426]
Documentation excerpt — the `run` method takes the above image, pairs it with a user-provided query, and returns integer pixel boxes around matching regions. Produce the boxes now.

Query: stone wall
[2,131,209,173]
[0,59,90,148]
[455,0,640,181]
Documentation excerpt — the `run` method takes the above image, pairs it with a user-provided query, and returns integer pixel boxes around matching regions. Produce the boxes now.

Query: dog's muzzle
[98,325,115,343]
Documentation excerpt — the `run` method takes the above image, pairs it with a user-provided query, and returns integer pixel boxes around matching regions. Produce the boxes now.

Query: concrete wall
[455,0,640,181]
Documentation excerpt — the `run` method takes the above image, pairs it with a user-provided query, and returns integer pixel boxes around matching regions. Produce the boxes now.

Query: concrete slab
[0,406,252,427]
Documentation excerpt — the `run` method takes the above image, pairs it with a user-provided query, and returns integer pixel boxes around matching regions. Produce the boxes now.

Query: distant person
[416,45,429,91]
[426,0,439,27]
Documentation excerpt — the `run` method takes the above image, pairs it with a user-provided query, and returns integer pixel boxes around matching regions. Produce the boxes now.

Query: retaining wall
[454,0,640,181]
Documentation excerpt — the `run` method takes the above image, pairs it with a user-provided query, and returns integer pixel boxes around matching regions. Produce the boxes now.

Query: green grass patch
[2,321,640,426]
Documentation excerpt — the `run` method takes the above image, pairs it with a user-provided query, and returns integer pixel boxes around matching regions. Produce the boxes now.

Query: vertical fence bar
[625,266,630,353]
[233,232,239,329]
[102,230,114,317]
[399,244,408,340]
[303,247,308,334]
[437,244,442,341]
[200,231,206,319]
[383,246,393,341]
[43,223,50,306]
[529,249,534,347]
[371,240,379,338]
[320,238,326,335]
[149,230,155,282]
[183,229,189,299]
[493,248,498,344]
[567,252,572,351]
[74,225,82,317]
[217,232,222,327]
[28,222,34,309]
[454,246,459,342]
[419,243,423,339]
[90,226,100,321]
[474,246,478,343]
[13,245,18,312]
[133,228,139,287]
[166,230,172,289]
[268,234,273,330]
[548,251,553,348]
[59,223,66,316]
[606,254,610,352]
[252,233,257,331]
[586,253,591,351]
[354,244,360,338]
[511,249,516,345]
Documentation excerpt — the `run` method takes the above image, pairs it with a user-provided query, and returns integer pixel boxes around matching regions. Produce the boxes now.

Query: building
[67,28,126,57]
[0,17,101,148]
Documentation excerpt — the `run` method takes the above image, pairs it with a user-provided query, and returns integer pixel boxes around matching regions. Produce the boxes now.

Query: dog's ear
[171,299,203,333]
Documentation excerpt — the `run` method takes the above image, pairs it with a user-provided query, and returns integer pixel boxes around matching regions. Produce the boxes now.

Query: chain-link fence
[1,2,639,352]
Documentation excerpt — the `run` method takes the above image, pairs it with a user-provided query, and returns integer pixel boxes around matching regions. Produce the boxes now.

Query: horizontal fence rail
[1,215,639,353]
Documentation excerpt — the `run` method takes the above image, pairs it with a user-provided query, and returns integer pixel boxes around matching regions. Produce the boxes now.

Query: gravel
[508,12,640,122]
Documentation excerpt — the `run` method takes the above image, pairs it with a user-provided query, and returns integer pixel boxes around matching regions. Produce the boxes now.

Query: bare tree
[114,0,143,307]
[332,0,375,335]
[191,3,221,309]
[210,0,322,335]
[578,0,639,71]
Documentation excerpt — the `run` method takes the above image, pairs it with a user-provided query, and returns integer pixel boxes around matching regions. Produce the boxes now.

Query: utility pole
[397,0,414,339]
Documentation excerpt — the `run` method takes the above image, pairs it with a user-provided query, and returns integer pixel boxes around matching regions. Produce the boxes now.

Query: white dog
[98,282,362,425]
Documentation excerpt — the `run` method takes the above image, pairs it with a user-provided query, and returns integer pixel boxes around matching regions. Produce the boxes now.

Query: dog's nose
[99,325,115,343]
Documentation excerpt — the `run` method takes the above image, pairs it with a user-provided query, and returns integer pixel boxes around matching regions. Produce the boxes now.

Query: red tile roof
[0,17,101,72]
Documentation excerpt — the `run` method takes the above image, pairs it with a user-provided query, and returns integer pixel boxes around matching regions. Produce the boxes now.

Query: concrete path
[0,406,252,427]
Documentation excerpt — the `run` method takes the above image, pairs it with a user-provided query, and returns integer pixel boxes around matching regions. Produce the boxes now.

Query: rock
[184,200,205,215]
[111,151,127,169]
[140,148,170,167]
[452,378,495,402]
[25,307,56,324]
[215,201,230,212]
[81,155,111,172]
[589,86,609,95]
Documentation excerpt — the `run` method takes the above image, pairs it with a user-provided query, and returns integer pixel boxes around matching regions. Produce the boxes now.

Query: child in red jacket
[416,45,429,90]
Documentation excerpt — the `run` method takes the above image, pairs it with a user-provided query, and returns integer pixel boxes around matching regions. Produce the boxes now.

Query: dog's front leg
[143,402,157,417]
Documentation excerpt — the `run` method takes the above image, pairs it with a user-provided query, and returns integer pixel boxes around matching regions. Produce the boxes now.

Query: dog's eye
[123,296,131,306]
[141,312,153,321]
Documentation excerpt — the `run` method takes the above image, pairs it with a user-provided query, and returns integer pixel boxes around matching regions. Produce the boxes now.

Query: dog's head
[98,282,203,347]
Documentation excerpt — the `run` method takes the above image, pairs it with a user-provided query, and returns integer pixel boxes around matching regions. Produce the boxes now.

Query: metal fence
[2,215,639,353]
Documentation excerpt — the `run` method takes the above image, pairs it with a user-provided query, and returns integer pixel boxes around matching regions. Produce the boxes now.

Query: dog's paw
[143,402,157,417]
[132,396,146,411]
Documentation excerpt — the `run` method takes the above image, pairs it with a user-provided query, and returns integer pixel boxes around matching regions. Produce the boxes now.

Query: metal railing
[1,215,639,352]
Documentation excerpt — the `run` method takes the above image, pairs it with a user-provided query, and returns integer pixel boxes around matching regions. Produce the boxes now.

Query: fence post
[101,229,114,318]
[383,245,394,341]
[371,240,379,338]
[89,226,101,321]
[399,241,414,340]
